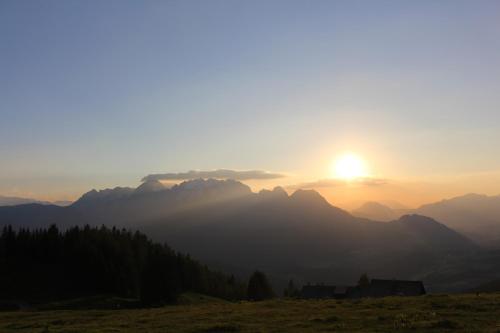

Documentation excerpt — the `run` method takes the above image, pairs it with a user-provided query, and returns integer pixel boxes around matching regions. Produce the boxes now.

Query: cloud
[288,177,388,190]
[142,169,286,182]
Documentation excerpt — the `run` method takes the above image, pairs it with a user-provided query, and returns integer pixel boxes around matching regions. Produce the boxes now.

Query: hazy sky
[1,1,500,206]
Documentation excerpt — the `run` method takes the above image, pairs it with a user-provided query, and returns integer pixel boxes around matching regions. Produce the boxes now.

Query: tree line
[0,225,249,304]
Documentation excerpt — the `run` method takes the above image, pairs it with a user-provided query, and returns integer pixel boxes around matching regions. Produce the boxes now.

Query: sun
[332,153,368,180]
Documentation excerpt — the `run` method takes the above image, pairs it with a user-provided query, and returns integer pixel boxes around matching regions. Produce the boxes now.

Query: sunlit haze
[2,1,500,209]
[332,154,369,180]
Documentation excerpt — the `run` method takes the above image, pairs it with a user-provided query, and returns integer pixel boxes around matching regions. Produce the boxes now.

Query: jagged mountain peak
[172,178,251,194]
[74,186,134,205]
[290,189,328,203]
[135,179,166,194]
[288,189,351,216]
[258,186,288,199]
[272,186,287,194]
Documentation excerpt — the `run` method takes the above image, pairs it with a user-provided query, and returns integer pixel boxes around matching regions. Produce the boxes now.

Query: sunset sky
[2,1,500,208]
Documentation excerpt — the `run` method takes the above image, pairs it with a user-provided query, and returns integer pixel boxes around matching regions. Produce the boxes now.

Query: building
[300,279,426,299]
[301,285,336,299]
[301,285,354,299]
[368,279,426,297]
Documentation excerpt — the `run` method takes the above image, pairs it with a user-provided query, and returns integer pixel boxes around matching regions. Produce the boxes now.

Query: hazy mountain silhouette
[0,195,51,207]
[0,195,73,207]
[51,200,73,206]
[352,201,399,221]
[413,193,500,246]
[352,194,500,247]
[0,179,482,291]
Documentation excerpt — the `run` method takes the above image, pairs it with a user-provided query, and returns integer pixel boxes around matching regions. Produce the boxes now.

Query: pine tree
[358,273,370,287]
[247,270,274,301]
[283,279,299,298]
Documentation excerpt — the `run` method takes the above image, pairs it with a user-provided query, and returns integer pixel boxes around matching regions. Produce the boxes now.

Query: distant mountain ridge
[414,193,500,244]
[352,201,399,221]
[0,195,71,207]
[352,193,500,246]
[0,178,484,292]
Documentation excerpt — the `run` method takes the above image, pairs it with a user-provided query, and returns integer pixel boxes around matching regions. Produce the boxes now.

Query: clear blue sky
[1,0,500,200]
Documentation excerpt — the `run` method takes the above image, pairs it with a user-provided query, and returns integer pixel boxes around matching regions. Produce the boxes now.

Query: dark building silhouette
[368,279,426,297]
[301,285,354,299]
[301,285,335,299]
[300,279,426,299]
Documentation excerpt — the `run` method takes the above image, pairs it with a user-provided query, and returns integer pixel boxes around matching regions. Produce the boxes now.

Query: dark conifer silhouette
[358,273,370,287]
[247,271,274,301]
[283,279,300,298]
[0,225,246,304]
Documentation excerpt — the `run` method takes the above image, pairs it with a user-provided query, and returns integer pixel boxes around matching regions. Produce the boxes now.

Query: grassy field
[1,293,500,332]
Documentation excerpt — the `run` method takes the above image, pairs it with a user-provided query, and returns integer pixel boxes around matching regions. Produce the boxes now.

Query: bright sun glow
[333,154,368,180]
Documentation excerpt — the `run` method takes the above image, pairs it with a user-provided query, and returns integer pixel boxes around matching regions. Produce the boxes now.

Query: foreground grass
[1,293,500,332]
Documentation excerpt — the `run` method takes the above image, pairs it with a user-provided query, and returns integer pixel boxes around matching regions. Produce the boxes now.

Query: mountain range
[352,194,500,247]
[1,179,497,292]
[0,195,72,207]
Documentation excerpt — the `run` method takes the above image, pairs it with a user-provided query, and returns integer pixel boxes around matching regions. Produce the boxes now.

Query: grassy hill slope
[1,293,500,332]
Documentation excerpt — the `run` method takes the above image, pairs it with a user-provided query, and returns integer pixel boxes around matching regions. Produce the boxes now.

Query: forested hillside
[0,225,246,304]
